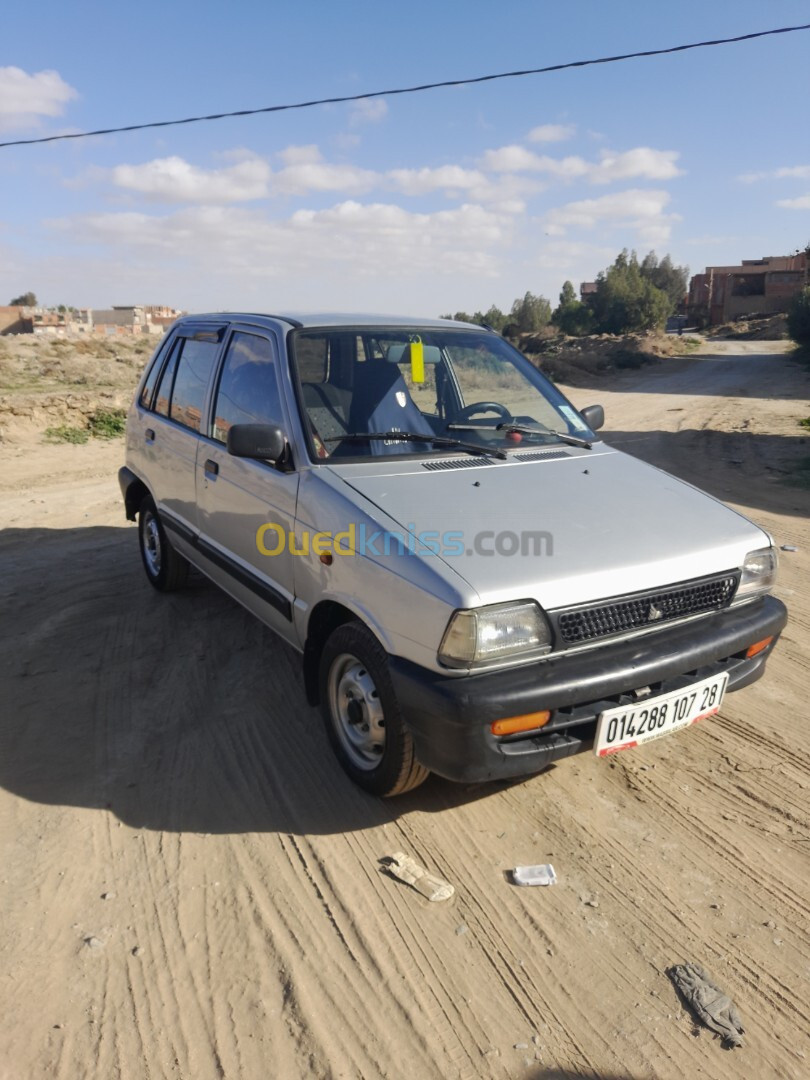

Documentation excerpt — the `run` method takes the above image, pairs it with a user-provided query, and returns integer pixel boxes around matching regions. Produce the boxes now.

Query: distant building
[579,281,597,300]
[688,253,808,326]
[0,303,183,337]
[91,305,184,336]
[26,307,92,335]
[0,306,33,335]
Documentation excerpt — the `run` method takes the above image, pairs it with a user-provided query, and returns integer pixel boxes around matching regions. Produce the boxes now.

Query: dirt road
[1,341,808,1079]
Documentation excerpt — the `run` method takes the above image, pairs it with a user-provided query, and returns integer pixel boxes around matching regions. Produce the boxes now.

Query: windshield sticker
[559,405,589,431]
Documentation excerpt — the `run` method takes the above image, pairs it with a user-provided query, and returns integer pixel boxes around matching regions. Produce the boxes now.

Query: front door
[194,328,299,642]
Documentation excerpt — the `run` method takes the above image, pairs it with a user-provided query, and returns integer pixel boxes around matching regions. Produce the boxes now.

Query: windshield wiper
[323,431,507,460]
[446,421,592,450]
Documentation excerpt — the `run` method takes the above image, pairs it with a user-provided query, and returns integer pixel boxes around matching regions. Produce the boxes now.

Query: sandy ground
[0,340,808,1080]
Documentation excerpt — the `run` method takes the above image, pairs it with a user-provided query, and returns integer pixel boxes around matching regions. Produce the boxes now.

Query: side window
[212,332,283,444]
[139,337,171,409]
[168,339,220,432]
[153,339,181,417]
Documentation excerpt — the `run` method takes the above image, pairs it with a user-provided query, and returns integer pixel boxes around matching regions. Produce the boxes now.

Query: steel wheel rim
[327,652,386,771]
[142,511,162,577]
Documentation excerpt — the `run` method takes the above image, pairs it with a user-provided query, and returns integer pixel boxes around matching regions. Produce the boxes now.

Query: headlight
[735,546,778,602]
[438,600,552,668]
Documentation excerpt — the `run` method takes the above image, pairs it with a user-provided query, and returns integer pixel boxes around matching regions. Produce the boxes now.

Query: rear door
[138,326,224,549]
[194,327,299,641]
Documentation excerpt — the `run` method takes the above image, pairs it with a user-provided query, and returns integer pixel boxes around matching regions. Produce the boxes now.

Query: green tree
[440,306,508,332]
[509,291,552,333]
[639,251,689,313]
[787,286,810,347]
[478,305,508,332]
[552,280,592,336]
[558,280,577,307]
[589,251,671,334]
[9,291,37,307]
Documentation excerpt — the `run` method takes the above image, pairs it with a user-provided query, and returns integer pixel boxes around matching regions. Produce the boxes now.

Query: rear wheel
[138,495,189,592]
[319,621,429,797]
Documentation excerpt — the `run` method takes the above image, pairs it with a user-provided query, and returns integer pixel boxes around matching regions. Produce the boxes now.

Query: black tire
[319,621,429,797]
[138,494,189,592]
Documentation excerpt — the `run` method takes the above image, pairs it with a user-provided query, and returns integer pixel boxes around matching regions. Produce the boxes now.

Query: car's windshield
[291,326,594,460]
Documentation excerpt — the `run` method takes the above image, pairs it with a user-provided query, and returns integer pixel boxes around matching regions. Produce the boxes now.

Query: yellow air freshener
[410,336,425,384]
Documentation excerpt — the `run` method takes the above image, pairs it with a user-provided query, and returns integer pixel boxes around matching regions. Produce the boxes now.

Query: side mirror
[227,423,287,463]
[580,404,604,432]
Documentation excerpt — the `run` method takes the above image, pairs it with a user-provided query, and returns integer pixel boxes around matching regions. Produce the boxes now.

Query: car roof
[176,312,484,331]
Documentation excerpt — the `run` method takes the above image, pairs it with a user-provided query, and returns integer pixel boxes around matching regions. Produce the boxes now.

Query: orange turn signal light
[745,636,774,659]
[491,711,551,737]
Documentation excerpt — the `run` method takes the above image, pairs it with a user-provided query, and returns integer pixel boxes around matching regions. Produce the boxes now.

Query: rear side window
[211,332,282,443]
[139,338,172,408]
[165,339,220,432]
[153,340,181,418]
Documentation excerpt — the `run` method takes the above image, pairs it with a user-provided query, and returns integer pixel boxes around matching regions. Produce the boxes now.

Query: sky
[1,0,809,316]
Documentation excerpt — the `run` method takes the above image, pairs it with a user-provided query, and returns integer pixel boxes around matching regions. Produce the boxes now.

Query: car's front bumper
[388,595,787,783]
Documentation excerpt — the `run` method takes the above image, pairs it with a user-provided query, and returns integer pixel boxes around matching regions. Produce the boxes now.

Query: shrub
[45,425,89,444]
[88,407,127,438]
[787,286,810,347]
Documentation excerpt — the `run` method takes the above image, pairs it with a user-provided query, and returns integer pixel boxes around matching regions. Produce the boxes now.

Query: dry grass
[0,334,156,395]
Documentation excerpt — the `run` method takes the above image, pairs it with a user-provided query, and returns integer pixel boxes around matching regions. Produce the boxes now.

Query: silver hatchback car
[119,313,787,795]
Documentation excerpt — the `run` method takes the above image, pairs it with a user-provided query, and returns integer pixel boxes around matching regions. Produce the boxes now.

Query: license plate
[595,673,729,757]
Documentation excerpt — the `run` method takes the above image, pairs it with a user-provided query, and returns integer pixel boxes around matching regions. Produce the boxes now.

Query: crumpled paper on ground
[668,962,745,1048]
[380,852,454,902]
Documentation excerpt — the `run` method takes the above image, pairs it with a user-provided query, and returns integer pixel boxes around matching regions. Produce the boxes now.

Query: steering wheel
[454,401,512,422]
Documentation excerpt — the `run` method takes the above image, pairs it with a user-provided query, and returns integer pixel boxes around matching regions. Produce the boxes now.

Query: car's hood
[335,446,768,610]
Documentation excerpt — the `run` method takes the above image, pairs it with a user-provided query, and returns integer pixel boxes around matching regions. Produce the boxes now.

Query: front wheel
[319,622,429,797]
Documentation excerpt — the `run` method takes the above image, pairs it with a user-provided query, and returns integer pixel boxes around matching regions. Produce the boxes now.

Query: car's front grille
[553,572,740,646]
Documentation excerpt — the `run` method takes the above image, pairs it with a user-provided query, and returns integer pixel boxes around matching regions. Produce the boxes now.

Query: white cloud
[739,165,810,183]
[274,155,378,197]
[532,238,616,272]
[278,145,322,166]
[0,66,78,131]
[479,144,682,185]
[383,166,540,212]
[527,124,575,143]
[49,200,511,281]
[588,148,683,184]
[111,155,271,203]
[480,145,589,178]
[348,98,388,125]
[386,165,487,195]
[545,188,678,245]
[272,145,378,196]
[776,193,810,210]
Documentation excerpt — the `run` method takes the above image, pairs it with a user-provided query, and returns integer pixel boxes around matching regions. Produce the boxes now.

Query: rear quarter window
[138,336,172,409]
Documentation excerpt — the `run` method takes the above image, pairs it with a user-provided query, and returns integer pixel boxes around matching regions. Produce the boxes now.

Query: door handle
[204,459,219,476]
[145,428,155,442]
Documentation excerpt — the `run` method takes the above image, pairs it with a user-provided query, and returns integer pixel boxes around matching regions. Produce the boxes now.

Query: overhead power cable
[1,23,808,150]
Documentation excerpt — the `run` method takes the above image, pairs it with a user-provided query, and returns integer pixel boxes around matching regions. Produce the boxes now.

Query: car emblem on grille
[647,604,663,622]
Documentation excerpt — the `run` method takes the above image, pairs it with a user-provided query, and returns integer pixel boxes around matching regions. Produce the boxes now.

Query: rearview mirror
[385,343,442,365]
[227,424,287,463]
[580,404,604,431]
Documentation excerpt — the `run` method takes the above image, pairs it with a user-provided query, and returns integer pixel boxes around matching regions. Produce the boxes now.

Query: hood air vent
[422,456,495,471]
[514,449,571,462]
